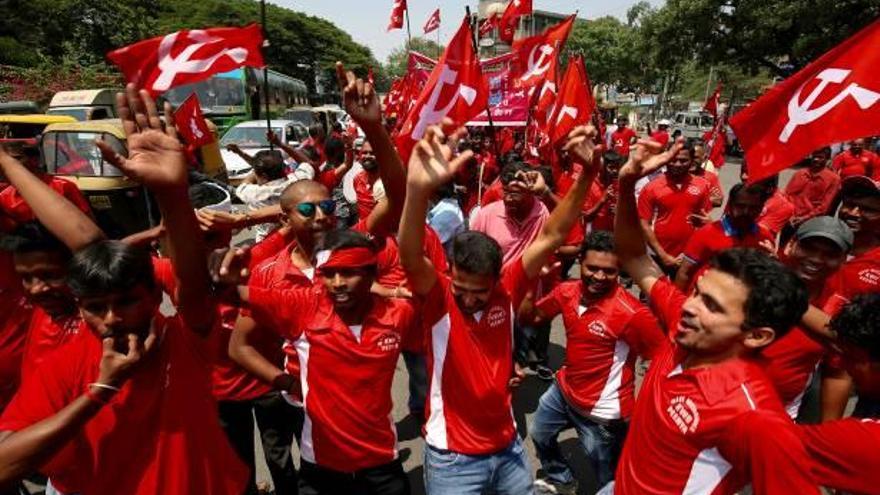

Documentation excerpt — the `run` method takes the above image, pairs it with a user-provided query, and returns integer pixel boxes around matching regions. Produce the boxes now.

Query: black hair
[189,181,229,210]
[728,182,772,204]
[831,293,880,361]
[300,145,320,162]
[323,136,346,165]
[680,139,697,159]
[0,221,70,256]
[499,161,531,185]
[450,231,503,278]
[602,150,625,166]
[253,150,286,181]
[579,230,615,257]
[708,248,808,337]
[67,240,156,298]
[308,124,325,139]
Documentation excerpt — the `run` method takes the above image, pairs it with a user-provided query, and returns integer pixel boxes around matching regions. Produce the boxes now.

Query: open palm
[407,125,471,192]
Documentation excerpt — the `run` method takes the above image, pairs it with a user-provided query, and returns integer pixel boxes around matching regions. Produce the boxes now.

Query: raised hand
[620,137,684,179]
[406,122,472,193]
[562,125,599,170]
[96,84,188,192]
[336,62,381,129]
[96,329,158,388]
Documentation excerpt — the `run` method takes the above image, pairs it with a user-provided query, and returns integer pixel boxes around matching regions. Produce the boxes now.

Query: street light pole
[261,0,273,150]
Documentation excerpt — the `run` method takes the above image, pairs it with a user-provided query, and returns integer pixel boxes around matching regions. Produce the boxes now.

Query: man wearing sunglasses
[637,141,713,276]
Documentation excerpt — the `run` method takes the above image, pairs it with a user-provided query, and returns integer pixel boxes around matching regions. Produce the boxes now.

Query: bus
[160,68,308,133]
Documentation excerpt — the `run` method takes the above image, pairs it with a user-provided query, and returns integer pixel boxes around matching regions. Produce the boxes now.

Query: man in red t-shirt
[784,147,841,225]
[742,171,796,240]
[525,231,664,493]
[637,142,713,275]
[399,124,599,494]
[650,119,671,148]
[352,140,381,219]
[832,138,879,179]
[606,138,818,495]
[610,118,637,157]
[0,86,247,494]
[675,182,773,290]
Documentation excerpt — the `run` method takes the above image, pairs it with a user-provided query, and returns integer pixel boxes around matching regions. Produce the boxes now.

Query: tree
[564,16,658,91]
[384,38,444,80]
[639,0,880,77]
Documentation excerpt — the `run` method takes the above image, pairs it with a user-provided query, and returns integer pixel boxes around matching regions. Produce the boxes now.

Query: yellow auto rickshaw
[40,119,227,238]
[0,114,77,145]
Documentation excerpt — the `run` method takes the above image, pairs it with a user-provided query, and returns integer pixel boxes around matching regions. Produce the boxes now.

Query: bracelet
[88,382,121,393]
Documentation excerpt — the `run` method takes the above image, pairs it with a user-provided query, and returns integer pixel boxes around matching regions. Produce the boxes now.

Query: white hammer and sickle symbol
[413,65,478,140]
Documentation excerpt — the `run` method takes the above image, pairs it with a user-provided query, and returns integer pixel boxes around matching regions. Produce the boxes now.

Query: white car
[219,120,309,180]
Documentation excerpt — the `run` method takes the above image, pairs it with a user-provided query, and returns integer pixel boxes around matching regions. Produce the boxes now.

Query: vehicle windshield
[0,123,48,139]
[46,108,88,121]
[284,109,314,126]
[42,132,126,177]
[162,70,247,114]
[220,127,282,148]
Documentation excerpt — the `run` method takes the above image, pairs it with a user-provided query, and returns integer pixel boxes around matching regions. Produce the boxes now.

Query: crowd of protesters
[0,64,878,495]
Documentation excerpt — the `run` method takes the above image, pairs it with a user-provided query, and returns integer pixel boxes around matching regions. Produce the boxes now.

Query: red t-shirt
[784,168,840,219]
[421,258,533,455]
[614,278,819,494]
[247,285,416,472]
[0,253,30,411]
[211,303,277,402]
[650,130,670,148]
[611,127,638,156]
[585,180,617,232]
[0,175,92,232]
[248,228,292,268]
[827,246,880,302]
[0,315,249,495]
[681,218,774,270]
[20,309,81,382]
[832,149,879,179]
[536,282,663,419]
[353,170,379,220]
[638,174,713,257]
[697,170,724,204]
[758,190,796,238]
[797,418,880,494]
[480,179,503,206]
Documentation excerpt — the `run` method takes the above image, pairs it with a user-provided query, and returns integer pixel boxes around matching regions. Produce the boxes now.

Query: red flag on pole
[510,14,575,90]
[173,94,213,149]
[547,56,594,145]
[498,0,532,44]
[387,0,407,31]
[479,13,499,37]
[703,82,723,118]
[107,24,265,97]
[729,19,880,182]
[423,8,441,35]
[396,16,488,162]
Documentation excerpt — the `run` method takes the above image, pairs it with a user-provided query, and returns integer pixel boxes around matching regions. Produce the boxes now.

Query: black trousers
[298,459,410,495]
[218,391,304,495]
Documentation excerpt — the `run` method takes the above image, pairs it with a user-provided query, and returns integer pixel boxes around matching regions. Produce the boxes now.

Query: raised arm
[96,84,214,335]
[521,126,599,279]
[615,138,683,295]
[225,143,259,167]
[400,124,472,296]
[0,148,104,250]
[266,131,319,168]
[336,63,406,235]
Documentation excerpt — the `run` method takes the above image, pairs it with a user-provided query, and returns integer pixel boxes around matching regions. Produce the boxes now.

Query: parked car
[219,120,308,180]
[671,111,715,141]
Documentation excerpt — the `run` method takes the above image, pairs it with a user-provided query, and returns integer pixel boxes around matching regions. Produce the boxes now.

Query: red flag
[396,16,488,161]
[547,56,594,145]
[387,0,407,31]
[423,8,441,35]
[107,24,265,97]
[730,19,880,182]
[479,13,498,37]
[367,67,375,86]
[510,15,575,90]
[498,0,532,44]
[703,82,723,118]
[174,94,213,149]
[703,112,728,168]
[534,79,558,127]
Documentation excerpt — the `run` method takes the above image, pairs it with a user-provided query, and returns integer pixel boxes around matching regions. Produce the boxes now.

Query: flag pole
[260,0,273,151]
[405,5,413,51]
[465,6,501,165]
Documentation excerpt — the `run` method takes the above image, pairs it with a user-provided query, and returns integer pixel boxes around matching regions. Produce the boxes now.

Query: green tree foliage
[384,38,445,81]
[565,16,658,92]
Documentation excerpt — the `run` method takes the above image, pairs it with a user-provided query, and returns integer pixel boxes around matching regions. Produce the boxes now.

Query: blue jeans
[424,437,534,495]
[530,382,628,487]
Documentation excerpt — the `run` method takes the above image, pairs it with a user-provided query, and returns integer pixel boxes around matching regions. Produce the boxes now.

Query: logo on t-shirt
[858,268,880,287]
[686,185,703,196]
[588,320,609,338]
[487,306,508,328]
[667,395,700,434]
[376,332,401,353]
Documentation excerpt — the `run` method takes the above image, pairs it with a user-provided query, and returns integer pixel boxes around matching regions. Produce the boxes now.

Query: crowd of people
[0,64,878,495]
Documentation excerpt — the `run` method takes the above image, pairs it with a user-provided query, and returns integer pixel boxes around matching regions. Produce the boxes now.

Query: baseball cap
[796,216,854,252]
[841,175,880,199]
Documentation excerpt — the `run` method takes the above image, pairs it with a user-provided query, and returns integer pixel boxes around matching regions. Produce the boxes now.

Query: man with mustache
[525,230,664,494]
[606,138,818,494]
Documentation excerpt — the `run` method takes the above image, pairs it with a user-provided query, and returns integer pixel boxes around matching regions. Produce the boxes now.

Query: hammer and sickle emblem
[189,118,204,140]
[413,65,478,140]
[780,68,880,143]
[521,44,554,81]
[154,30,249,92]
[555,105,578,125]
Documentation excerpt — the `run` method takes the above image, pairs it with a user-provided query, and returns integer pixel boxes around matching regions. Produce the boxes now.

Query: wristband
[85,385,118,405]
[88,382,121,393]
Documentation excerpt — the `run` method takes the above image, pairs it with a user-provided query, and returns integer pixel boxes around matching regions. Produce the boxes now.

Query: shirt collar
[720,215,757,237]
[668,353,761,407]
[577,285,621,317]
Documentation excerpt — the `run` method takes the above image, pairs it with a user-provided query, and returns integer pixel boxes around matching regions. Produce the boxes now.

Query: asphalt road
[249,157,785,495]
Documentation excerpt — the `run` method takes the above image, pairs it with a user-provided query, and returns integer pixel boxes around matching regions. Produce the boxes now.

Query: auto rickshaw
[40,119,227,239]
[0,114,77,146]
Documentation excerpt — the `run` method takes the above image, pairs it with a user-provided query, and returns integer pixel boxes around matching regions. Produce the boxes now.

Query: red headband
[315,247,377,271]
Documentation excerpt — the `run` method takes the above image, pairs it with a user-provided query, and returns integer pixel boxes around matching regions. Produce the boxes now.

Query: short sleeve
[647,277,686,335]
[622,305,666,359]
[291,163,315,181]
[637,184,655,221]
[681,226,709,264]
[535,286,563,319]
[421,273,452,328]
[719,411,819,495]
[247,286,316,340]
[249,232,288,269]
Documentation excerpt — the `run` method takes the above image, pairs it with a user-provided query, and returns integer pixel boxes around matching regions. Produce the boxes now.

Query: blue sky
[270,1,664,62]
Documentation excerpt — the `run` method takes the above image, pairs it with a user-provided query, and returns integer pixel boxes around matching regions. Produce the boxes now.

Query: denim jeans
[530,382,628,487]
[424,437,534,495]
